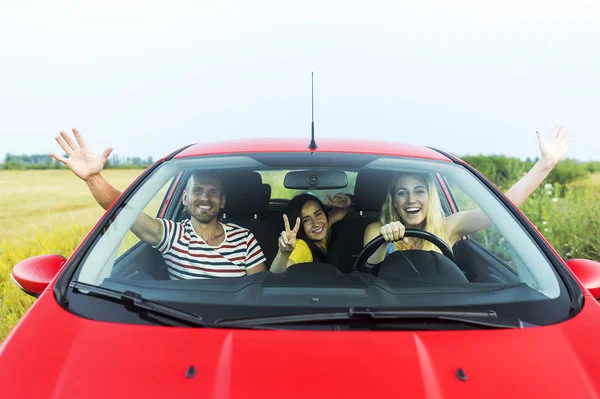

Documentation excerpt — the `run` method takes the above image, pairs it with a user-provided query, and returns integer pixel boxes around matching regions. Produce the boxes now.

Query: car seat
[219,171,281,268]
[328,170,394,273]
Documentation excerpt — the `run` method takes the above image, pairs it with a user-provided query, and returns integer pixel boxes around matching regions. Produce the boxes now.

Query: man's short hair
[185,170,226,194]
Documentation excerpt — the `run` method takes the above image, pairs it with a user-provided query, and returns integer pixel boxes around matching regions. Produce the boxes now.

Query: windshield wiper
[217,307,533,329]
[70,281,206,327]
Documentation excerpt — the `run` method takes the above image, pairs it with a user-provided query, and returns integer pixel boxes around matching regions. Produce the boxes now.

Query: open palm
[327,193,352,209]
[50,129,113,180]
[537,126,572,166]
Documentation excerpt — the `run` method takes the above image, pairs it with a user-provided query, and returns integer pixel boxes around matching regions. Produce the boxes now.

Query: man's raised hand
[50,128,113,181]
[278,214,301,253]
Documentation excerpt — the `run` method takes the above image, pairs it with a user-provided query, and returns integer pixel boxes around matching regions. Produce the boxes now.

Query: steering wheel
[352,229,455,273]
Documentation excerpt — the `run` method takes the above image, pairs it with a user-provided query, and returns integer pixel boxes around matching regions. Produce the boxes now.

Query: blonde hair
[379,173,451,254]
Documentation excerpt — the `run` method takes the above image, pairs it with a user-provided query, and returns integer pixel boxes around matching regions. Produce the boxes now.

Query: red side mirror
[566,259,600,299]
[11,254,66,298]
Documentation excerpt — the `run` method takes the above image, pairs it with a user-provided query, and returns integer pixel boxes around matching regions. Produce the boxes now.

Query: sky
[1,0,599,162]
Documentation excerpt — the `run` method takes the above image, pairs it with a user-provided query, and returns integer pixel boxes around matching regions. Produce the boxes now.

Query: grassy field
[1,169,599,342]
[520,176,600,261]
[0,170,142,342]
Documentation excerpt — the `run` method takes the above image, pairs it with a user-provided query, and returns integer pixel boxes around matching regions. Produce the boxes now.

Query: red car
[3,138,600,398]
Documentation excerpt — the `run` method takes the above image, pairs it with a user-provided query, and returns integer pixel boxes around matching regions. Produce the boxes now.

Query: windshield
[66,151,571,328]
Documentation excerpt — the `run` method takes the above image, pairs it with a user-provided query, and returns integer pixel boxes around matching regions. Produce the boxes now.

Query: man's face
[182,174,226,224]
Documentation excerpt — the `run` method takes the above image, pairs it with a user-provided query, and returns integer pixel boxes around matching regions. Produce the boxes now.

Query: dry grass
[0,170,142,341]
[572,172,600,189]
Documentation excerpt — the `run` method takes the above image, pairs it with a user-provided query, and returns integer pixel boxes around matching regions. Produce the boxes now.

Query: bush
[521,184,600,260]
[549,160,592,186]
[459,155,600,261]
[461,155,600,189]
[461,155,534,188]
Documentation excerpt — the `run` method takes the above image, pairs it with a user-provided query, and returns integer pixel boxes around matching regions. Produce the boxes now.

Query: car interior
[109,166,520,287]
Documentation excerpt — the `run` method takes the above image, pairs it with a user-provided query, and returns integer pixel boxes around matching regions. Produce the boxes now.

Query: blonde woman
[363,126,573,264]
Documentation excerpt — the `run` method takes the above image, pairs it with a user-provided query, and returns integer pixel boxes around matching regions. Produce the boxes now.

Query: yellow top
[289,237,328,264]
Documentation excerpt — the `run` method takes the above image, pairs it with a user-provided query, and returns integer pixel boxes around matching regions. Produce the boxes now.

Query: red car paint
[565,259,600,299]
[158,171,184,219]
[11,254,65,295]
[174,138,452,161]
[2,139,600,398]
[2,285,600,398]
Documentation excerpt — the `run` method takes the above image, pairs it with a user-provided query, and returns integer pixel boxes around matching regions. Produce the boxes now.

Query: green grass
[521,180,600,260]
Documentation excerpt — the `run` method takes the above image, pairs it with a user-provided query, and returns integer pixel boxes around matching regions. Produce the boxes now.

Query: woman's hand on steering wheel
[380,221,410,244]
[278,214,301,254]
[353,229,456,273]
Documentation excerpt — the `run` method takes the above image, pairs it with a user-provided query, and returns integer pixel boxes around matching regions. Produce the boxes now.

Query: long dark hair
[286,193,328,263]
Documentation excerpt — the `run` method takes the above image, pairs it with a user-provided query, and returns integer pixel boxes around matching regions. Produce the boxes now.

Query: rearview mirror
[565,259,600,299]
[11,254,66,298]
[284,170,348,190]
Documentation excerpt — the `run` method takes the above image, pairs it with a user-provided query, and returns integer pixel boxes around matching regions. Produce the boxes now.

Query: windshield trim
[56,150,579,324]
[428,146,583,316]
[53,155,170,307]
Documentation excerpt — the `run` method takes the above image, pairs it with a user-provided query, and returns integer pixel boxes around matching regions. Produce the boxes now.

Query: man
[51,128,268,279]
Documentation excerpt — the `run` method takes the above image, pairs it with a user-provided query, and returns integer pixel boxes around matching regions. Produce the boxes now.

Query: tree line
[2,153,600,185]
[1,153,154,170]
[460,155,600,188]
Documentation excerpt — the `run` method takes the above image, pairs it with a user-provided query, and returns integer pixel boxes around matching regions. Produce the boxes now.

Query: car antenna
[308,71,318,151]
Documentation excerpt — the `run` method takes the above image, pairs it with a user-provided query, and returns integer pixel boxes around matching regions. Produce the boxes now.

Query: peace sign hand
[279,214,301,253]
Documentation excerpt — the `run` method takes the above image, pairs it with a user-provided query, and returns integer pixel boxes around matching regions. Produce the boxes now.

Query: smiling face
[392,175,429,229]
[300,200,328,242]
[182,174,226,224]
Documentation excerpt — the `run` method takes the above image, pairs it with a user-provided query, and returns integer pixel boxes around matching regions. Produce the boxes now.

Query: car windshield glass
[68,152,570,328]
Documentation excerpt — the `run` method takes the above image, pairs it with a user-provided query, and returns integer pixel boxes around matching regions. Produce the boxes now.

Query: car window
[69,153,569,329]
[259,170,357,203]
[117,177,174,256]
[448,181,516,268]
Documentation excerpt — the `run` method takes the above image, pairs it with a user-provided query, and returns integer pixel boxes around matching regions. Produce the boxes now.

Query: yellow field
[575,172,600,189]
[0,169,142,342]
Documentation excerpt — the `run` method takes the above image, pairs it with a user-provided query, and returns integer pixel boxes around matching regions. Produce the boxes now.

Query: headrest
[353,170,394,212]
[222,170,263,190]
[222,171,271,215]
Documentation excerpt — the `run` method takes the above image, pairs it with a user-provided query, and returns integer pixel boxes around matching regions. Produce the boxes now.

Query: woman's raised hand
[50,128,113,181]
[327,193,352,209]
[537,126,573,167]
[279,214,301,253]
[380,221,410,243]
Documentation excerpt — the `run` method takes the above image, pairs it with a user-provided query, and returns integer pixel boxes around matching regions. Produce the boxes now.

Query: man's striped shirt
[153,219,266,280]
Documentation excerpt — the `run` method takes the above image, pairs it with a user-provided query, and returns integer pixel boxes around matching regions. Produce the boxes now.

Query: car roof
[173,138,452,162]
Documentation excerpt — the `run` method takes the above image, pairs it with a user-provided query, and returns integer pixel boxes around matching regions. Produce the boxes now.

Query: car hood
[3,293,600,399]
